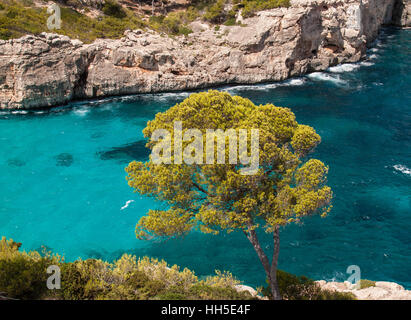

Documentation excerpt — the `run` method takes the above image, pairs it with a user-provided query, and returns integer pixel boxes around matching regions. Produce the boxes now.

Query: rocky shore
[235,281,411,300]
[0,0,410,109]
[316,280,411,300]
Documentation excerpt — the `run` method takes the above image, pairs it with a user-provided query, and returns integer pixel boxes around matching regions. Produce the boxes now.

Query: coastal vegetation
[126,91,333,300]
[0,236,355,300]
[0,237,253,300]
[0,0,290,42]
[0,0,146,42]
[360,279,376,289]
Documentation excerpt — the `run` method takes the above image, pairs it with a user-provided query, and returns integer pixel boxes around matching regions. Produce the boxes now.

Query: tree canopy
[126,90,332,299]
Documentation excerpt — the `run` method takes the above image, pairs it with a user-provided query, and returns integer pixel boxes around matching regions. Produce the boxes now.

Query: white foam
[393,165,411,176]
[284,78,306,86]
[121,200,135,210]
[225,84,272,92]
[224,77,306,93]
[369,48,379,53]
[11,110,28,114]
[154,92,191,101]
[307,72,347,86]
[360,61,374,67]
[328,63,360,73]
[369,54,379,60]
[73,108,89,116]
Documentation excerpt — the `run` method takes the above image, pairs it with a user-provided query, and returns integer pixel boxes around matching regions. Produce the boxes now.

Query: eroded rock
[0,0,404,109]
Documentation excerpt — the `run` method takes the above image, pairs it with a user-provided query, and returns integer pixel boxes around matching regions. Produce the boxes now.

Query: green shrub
[156,291,187,300]
[239,0,291,18]
[0,0,290,42]
[360,279,376,289]
[224,17,236,26]
[0,0,145,42]
[262,270,357,300]
[102,0,126,19]
[60,262,88,300]
[1,237,352,300]
[0,237,256,300]
[148,12,193,36]
[189,283,253,300]
[203,0,227,23]
[0,237,59,299]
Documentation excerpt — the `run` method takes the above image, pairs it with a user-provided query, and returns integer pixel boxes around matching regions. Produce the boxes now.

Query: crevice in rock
[73,52,96,99]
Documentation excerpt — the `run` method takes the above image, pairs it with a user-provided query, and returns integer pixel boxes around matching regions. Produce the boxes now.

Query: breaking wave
[393,165,411,176]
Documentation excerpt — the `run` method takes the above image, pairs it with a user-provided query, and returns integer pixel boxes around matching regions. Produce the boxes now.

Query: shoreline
[0,52,382,113]
[315,280,411,300]
[1,0,408,110]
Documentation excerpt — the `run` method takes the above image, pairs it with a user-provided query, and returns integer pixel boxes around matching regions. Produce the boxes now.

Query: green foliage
[236,0,291,18]
[262,270,356,300]
[0,0,145,42]
[0,0,291,41]
[0,237,253,300]
[126,90,332,239]
[0,237,60,299]
[203,0,226,23]
[1,236,355,300]
[360,279,376,289]
[126,90,332,300]
[102,0,126,19]
[148,11,194,36]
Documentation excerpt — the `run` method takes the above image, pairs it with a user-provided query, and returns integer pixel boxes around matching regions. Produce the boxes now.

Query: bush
[360,279,376,289]
[102,0,126,19]
[0,238,253,300]
[262,270,357,300]
[238,0,291,18]
[0,1,145,42]
[203,0,227,23]
[0,237,60,299]
[148,12,193,36]
[1,237,353,300]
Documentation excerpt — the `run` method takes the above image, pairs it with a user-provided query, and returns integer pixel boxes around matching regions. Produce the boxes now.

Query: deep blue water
[1,28,410,288]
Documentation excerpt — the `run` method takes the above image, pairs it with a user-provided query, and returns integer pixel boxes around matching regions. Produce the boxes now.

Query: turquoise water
[1,28,410,288]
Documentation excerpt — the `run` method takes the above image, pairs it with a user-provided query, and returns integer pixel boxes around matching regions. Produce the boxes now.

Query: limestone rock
[235,284,259,297]
[0,0,405,109]
[392,0,411,27]
[316,280,411,300]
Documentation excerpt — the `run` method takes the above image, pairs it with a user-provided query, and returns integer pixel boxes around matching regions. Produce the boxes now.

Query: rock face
[392,0,411,26]
[316,280,411,300]
[0,0,404,109]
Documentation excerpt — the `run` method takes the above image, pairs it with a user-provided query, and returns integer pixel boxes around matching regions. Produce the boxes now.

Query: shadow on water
[7,158,26,167]
[55,153,74,167]
[97,140,150,163]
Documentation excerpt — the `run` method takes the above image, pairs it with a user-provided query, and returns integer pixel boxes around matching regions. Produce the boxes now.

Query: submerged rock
[55,153,74,167]
[7,158,26,167]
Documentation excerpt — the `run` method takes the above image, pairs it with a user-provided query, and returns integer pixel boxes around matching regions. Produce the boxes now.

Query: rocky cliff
[0,0,407,109]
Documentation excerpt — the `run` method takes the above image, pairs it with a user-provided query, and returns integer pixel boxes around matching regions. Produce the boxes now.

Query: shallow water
[1,28,410,288]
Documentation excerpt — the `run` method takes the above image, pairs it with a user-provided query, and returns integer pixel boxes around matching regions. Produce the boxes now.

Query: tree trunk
[245,223,282,300]
[269,225,281,300]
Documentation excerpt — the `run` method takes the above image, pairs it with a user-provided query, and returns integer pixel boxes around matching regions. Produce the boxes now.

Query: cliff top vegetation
[0,0,290,42]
